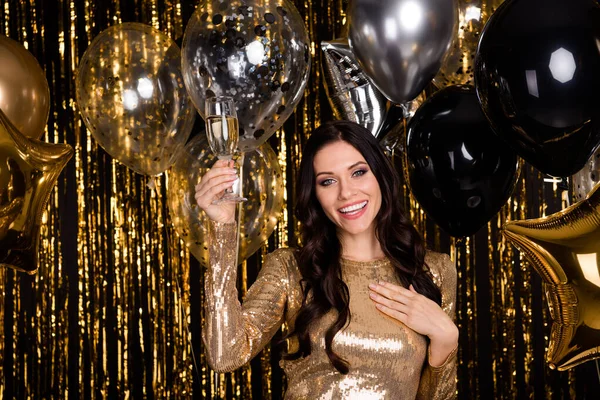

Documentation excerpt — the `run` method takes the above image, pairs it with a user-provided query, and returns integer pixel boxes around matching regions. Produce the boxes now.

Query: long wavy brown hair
[282,120,441,374]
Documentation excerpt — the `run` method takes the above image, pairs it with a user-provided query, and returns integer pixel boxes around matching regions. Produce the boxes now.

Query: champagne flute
[205,96,247,203]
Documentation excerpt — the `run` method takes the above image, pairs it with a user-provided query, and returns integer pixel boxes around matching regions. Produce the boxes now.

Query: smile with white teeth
[339,201,368,214]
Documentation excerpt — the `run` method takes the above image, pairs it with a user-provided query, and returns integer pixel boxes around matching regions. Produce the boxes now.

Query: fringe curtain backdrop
[0,0,599,398]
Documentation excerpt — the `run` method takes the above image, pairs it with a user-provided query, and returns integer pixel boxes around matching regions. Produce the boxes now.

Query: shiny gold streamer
[0,0,595,398]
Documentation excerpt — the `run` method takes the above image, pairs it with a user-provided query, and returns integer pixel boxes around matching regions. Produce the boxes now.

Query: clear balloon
[167,134,284,266]
[181,0,310,152]
[504,182,600,370]
[433,0,505,88]
[321,38,387,138]
[348,0,456,104]
[76,23,195,176]
[0,35,50,139]
[0,110,73,274]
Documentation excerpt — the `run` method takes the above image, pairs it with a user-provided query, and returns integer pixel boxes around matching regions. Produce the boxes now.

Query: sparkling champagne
[206,115,239,159]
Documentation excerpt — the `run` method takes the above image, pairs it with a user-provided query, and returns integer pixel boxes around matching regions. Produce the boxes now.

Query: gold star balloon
[503,183,600,370]
[0,109,73,274]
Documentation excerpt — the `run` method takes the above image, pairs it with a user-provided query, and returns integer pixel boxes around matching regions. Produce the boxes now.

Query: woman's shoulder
[424,250,456,290]
[266,247,299,265]
[263,247,302,281]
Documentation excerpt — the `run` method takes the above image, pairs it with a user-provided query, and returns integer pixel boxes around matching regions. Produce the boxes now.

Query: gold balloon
[0,35,51,139]
[0,109,73,274]
[167,134,284,267]
[76,23,195,176]
[433,0,505,87]
[503,183,600,370]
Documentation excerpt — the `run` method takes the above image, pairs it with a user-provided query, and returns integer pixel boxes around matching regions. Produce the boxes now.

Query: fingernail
[369,292,376,299]
[368,283,377,289]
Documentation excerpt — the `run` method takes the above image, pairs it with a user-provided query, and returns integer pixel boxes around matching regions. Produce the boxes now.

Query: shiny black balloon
[475,0,600,177]
[407,85,519,237]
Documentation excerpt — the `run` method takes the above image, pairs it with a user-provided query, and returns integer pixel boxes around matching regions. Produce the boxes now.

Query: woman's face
[313,140,382,239]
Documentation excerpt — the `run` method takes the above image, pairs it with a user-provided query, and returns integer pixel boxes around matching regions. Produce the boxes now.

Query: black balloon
[475,0,600,177]
[407,85,519,237]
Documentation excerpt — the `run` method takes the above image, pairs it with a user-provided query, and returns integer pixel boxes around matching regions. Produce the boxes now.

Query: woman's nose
[338,179,356,200]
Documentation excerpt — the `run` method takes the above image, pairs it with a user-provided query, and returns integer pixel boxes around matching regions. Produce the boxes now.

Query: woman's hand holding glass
[205,96,247,203]
[195,159,238,223]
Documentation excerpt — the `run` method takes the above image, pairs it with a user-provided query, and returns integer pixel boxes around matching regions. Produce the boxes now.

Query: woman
[195,121,458,399]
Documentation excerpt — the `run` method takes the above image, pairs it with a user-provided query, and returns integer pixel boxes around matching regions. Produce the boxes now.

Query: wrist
[212,218,235,224]
[429,324,459,350]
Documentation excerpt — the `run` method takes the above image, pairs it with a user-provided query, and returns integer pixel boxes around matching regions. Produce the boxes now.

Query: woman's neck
[338,230,385,262]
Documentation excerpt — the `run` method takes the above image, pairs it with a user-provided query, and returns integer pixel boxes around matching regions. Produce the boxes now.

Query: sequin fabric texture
[204,221,458,399]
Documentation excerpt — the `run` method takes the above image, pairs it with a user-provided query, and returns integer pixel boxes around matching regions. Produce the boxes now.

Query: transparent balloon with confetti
[181,0,310,152]
[167,133,284,266]
[76,22,196,176]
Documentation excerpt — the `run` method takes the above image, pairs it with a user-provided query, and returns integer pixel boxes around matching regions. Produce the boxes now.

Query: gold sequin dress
[204,221,458,399]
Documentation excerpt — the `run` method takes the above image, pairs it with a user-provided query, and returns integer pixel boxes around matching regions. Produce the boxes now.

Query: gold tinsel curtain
[0,0,598,398]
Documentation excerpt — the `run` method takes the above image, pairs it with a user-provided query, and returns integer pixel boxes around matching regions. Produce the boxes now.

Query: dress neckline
[340,257,391,268]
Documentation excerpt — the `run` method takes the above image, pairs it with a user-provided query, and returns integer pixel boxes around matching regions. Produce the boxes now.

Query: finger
[197,163,237,186]
[369,291,411,313]
[195,179,237,206]
[196,173,238,195]
[368,283,411,304]
[205,180,237,199]
[409,284,417,293]
[196,172,238,194]
[374,303,408,324]
[198,167,236,186]
[379,281,416,297]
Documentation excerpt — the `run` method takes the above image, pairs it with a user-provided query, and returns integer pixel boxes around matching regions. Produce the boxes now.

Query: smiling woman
[313,143,382,243]
[195,120,459,399]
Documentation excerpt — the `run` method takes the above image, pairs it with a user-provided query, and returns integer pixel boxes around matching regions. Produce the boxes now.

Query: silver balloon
[167,134,284,267]
[572,150,600,202]
[321,38,387,138]
[181,0,311,152]
[348,0,457,104]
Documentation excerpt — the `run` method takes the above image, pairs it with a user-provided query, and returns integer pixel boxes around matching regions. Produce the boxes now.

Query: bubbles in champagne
[206,115,239,158]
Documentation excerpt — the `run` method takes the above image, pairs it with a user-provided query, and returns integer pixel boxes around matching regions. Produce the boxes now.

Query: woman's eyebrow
[315,161,368,177]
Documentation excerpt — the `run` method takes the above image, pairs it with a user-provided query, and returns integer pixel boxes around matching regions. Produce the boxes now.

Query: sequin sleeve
[416,252,458,400]
[202,220,290,372]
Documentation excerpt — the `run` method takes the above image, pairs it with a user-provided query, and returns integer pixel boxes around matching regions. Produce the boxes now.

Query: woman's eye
[353,169,367,177]
[319,178,334,186]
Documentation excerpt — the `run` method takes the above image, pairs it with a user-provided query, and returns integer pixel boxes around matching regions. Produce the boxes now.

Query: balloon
[76,23,195,176]
[348,0,456,104]
[433,0,505,88]
[503,182,600,370]
[572,148,600,202]
[181,0,310,152]
[321,38,387,138]
[0,35,50,139]
[0,109,73,274]
[475,0,600,177]
[406,85,519,237]
[167,135,284,266]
